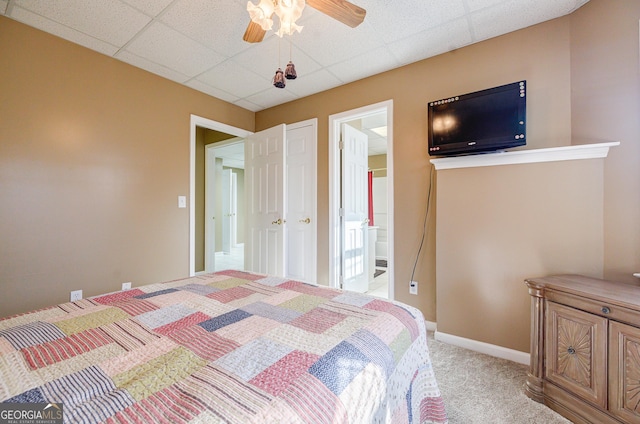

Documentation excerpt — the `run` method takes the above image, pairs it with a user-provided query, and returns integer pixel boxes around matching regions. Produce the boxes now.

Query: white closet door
[244,124,286,277]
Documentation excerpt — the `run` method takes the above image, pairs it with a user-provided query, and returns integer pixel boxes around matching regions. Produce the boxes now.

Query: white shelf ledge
[430,142,619,170]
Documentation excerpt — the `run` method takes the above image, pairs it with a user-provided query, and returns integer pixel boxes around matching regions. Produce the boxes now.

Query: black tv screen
[428,81,526,156]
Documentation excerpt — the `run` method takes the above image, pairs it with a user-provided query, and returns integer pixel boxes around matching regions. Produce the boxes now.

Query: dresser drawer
[546,290,638,326]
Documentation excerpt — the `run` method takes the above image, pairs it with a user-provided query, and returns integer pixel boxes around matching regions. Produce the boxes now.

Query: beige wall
[436,159,605,352]
[0,17,253,317]
[256,16,573,321]
[570,0,640,285]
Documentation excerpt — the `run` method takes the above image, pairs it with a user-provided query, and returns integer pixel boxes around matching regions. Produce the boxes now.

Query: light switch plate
[178,196,186,208]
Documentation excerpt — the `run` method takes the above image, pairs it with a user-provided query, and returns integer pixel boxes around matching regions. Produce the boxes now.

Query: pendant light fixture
[284,39,297,80]
[273,68,286,88]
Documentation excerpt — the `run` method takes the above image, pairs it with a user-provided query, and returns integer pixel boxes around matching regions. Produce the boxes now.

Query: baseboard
[424,320,437,332]
[434,330,530,365]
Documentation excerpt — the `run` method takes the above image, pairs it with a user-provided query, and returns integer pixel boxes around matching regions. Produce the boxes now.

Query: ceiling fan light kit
[246,0,275,31]
[246,0,366,88]
[246,0,305,37]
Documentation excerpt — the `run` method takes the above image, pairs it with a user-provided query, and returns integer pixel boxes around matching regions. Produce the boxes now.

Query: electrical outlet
[409,280,418,295]
[70,290,83,301]
[122,282,132,291]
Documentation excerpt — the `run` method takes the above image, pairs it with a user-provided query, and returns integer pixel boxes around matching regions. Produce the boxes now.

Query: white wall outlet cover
[70,290,83,301]
[122,282,132,290]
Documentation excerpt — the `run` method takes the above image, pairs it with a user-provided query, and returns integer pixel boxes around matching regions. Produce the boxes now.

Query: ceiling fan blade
[243,21,266,43]
[306,0,366,28]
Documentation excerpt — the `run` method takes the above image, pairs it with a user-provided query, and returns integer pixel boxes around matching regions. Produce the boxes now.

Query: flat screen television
[428,81,526,156]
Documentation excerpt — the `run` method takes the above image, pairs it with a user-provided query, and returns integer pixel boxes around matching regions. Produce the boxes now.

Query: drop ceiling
[1,0,589,112]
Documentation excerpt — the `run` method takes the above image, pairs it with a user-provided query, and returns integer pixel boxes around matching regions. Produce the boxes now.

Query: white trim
[189,115,252,277]
[424,320,437,332]
[328,100,394,299]
[434,331,530,365]
[430,141,619,170]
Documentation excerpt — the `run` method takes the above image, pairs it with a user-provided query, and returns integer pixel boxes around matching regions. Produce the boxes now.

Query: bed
[0,270,447,423]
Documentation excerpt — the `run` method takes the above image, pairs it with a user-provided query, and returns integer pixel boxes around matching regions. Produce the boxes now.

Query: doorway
[205,140,246,273]
[190,115,317,282]
[328,101,393,299]
[189,115,250,276]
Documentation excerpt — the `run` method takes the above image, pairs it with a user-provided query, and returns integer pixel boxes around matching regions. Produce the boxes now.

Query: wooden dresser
[525,275,640,424]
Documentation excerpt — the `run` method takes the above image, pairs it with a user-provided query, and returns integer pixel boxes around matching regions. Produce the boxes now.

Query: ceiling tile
[13,0,151,46]
[291,11,384,66]
[388,18,473,65]
[364,0,467,43]
[186,79,241,104]
[284,69,344,97]
[196,60,272,98]
[116,49,191,83]
[327,46,400,84]
[8,6,120,56]
[470,0,583,42]
[124,21,226,77]
[244,87,298,109]
[122,0,174,16]
[160,0,252,57]
[233,99,262,112]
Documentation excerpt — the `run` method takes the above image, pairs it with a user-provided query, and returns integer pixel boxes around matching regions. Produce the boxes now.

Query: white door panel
[222,168,232,255]
[341,124,369,293]
[285,121,317,283]
[204,145,217,272]
[245,124,286,276]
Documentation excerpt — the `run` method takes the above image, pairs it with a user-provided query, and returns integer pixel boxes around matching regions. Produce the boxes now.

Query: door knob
[272,218,283,225]
[299,217,311,224]
[362,218,370,225]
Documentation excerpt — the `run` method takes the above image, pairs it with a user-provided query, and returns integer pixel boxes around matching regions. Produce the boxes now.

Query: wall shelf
[430,142,619,170]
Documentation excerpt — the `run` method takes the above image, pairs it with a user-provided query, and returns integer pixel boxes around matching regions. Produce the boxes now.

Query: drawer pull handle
[567,346,576,355]
[601,306,611,314]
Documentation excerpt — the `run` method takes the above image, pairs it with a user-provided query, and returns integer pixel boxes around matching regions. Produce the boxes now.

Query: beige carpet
[427,332,571,424]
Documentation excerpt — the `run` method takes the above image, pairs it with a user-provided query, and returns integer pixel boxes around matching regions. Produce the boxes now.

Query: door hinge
[339,208,344,217]
[339,137,344,150]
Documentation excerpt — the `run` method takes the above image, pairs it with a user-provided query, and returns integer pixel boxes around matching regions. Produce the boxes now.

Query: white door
[341,124,369,293]
[285,121,317,283]
[221,168,232,254]
[204,145,217,272]
[245,124,286,276]
[230,172,238,247]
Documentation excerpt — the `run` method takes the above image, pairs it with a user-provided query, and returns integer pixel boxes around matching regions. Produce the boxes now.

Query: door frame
[189,115,251,276]
[328,100,394,297]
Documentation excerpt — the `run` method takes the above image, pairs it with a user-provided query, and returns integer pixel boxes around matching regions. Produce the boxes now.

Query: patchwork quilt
[0,270,447,423]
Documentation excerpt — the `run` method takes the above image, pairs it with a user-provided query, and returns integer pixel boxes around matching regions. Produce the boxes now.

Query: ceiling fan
[243,0,366,43]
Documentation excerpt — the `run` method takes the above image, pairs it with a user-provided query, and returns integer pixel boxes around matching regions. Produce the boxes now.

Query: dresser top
[525,274,640,310]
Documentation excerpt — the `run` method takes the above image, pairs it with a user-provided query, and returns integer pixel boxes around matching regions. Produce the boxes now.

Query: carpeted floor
[427,332,571,424]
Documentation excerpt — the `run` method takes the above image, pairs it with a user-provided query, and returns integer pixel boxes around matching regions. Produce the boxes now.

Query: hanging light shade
[246,0,275,31]
[273,68,286,88]
[285,61,297,79]
[274,0,305,37]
